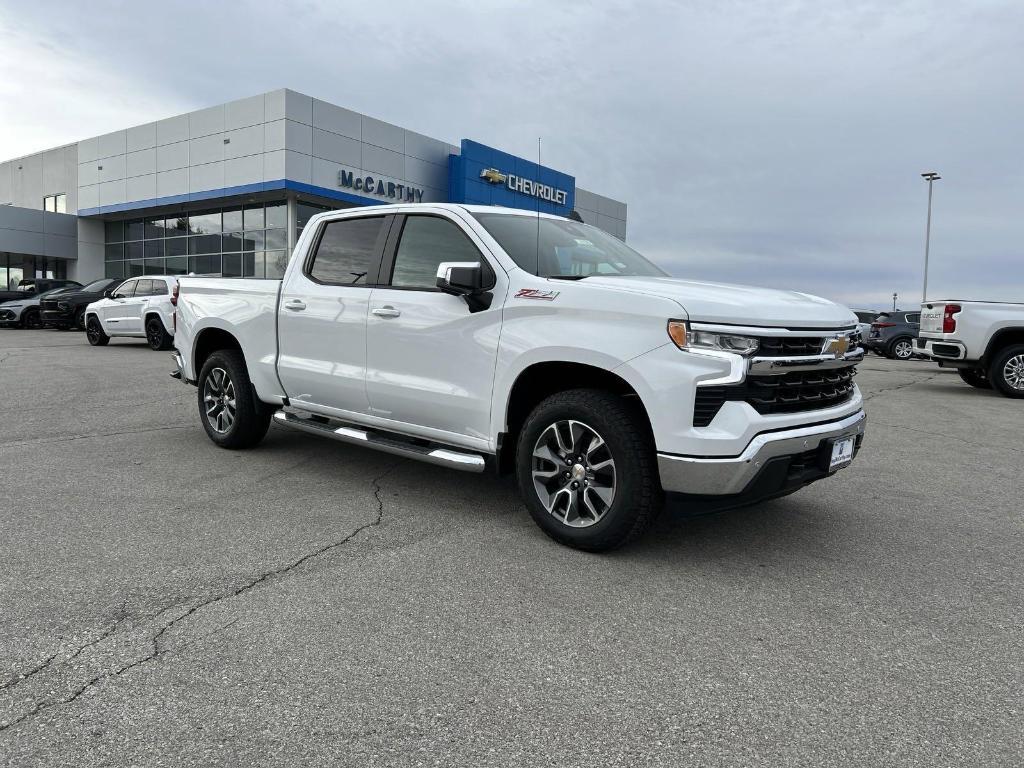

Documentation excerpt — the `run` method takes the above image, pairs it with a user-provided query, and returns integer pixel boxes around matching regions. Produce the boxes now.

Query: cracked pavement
[1,331,1021,767]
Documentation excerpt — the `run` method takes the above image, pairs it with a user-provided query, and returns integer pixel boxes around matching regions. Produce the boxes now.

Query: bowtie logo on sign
[479,168,568,205]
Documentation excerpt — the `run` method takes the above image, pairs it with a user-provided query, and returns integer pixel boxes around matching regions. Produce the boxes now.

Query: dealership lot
[0,331,1021,766]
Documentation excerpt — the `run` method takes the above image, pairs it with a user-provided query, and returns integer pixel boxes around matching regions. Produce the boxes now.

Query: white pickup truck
[917,301,1024,397]
[171,203,867,550]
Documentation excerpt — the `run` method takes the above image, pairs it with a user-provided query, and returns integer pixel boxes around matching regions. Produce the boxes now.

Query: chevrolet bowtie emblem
[480,168,507,184]
[823,337,850,358]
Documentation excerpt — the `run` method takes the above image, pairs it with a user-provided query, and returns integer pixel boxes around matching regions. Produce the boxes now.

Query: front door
[365,214,504,447]
[101,279,143,333]
[276,214,392,417]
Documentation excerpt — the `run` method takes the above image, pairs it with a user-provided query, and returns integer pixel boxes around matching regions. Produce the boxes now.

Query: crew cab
[917,301,1024,397]
[84,275,178,350]
[172,204,867,551]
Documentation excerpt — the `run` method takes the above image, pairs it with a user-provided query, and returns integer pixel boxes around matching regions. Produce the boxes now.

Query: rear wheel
[516,389,661,552]
[888,337,914,360]
[85,316,110,346]
[146,316,172,350]
[198,349,273,448]
[988,345,1024,399]
[20,309,42,329]
[957,368,991,389]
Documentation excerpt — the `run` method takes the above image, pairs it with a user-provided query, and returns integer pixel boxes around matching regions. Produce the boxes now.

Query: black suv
[40,278,123,330]
[0,278,81,304]
[867,310,921,360]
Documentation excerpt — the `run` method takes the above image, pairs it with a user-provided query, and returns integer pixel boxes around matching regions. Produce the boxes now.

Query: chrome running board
[272,410,486,473]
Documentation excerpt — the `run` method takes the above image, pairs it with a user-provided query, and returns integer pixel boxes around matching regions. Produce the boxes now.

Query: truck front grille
[754,332,862,357]
[693,367,857,426]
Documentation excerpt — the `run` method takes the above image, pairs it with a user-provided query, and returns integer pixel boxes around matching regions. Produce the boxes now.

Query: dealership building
[0,88,628,288]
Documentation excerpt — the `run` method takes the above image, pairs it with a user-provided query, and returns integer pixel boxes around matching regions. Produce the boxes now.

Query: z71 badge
[514,288,560,301]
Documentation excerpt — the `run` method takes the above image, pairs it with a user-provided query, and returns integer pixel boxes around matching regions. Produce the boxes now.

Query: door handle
[283,299,306,311]
[372,306,401,318]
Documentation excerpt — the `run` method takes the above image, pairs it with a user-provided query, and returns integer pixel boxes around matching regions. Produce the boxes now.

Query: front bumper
[0,308,21,326]
[658,409,866,496]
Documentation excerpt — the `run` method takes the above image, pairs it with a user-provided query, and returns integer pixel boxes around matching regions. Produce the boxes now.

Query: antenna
[535,137,542,277]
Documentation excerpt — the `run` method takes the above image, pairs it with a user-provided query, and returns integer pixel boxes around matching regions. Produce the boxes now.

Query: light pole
[893,292,898,311]
[921,171,941,302]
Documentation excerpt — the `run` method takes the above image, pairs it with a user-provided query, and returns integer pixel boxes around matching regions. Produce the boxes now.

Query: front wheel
[515,389,661,552]
[957,368,991,389]
[85,315,110,346]
[21,309,42,330]
[197,349,273,448]
[146,316,172,351]
[988,345,1024,399]
[74,308,87,331]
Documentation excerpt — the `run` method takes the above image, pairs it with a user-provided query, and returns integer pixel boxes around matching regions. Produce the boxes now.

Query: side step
[272,411,486,473]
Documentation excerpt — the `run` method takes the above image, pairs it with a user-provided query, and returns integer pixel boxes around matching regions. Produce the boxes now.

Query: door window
[112,280,136,299]
[390,216,482,289]
[906,313,920,324]
[308,217,386,285]
[134,279,154,296]
[148,279,168,296]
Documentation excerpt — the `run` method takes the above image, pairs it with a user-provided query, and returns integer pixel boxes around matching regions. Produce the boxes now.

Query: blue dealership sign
[448,139,575,216]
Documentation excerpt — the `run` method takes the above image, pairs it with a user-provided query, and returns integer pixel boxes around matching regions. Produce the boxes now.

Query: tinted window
[473,213,666,278]
[391,216,481,289]
[135,280,153,296]
[84,278,116,292]
[906,313,920,324]
[112,280,135,299]
[309,217,385,285]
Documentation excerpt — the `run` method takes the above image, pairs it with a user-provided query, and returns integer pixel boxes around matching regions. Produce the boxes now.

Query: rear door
[364,213,504,445]
[276,213,392,416]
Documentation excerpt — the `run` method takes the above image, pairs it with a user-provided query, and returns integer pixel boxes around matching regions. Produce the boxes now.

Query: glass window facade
[103,200,289,279]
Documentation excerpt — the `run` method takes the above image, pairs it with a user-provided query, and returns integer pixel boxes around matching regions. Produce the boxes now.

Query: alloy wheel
[895,340,913,359]
[1003,354,1024,390]
[203,367,237,434]
[86,319,102,344]
[531,419,616,528]
[146,320,162,349]
[23,311,41,330]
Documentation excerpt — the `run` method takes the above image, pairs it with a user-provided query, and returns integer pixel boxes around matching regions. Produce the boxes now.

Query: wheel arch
[499,360,655,474]
[983,326,1024,363]
[192,327,244,378]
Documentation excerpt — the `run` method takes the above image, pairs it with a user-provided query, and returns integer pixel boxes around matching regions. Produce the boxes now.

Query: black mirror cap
[436,262,483,296]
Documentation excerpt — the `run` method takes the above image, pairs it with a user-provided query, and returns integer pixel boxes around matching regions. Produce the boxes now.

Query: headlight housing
[57,302,70,310]
[667,320,759,356]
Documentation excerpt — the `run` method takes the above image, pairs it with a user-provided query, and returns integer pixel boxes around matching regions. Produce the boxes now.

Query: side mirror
[103,289,114,298]
[436,262,483,296]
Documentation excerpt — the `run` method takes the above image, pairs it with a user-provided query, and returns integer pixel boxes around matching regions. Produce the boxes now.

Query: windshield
[472,213,667,278]
[83,279,114,292]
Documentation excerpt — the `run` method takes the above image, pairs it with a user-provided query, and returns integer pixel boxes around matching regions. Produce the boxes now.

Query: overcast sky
[1,0,1021,309]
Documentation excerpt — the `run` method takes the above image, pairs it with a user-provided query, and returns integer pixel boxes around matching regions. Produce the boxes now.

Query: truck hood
[578,276,856,329]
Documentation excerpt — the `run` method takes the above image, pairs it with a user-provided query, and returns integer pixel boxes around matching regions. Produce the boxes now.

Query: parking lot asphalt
[0,330,1021,767]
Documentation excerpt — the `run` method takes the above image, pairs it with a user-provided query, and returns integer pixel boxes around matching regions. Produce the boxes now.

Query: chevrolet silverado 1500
[918,300,1024,397]
[172,204,866,550]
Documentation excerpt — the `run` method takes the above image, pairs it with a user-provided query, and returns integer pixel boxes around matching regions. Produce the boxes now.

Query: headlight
[667,320,759,356]
[57,302,69,310]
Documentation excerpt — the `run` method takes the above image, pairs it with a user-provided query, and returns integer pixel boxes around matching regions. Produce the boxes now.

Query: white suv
[84,275,178,350]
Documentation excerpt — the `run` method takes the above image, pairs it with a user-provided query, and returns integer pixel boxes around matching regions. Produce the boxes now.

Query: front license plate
[828,437,855,470]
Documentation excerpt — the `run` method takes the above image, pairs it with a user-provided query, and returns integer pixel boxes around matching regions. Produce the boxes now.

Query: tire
[888,337,914,360]
[197,349,273,448]
[957,368,991,389]
[85,315,110,346]
[74,308,87,331]
[515,388,661,552]
[20,309,42,330]
[145,315,172,351]
[987,344,1024,399]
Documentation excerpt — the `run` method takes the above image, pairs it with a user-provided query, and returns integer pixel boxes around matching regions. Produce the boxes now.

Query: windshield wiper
[547,275,589,281]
